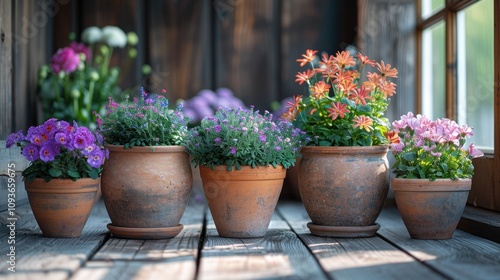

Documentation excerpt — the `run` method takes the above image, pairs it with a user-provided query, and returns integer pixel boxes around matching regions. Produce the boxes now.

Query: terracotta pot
[298,145,389,237]
[25,177,99,238]
[392,178,471,240]
[199,165,286,238]
[101,145,192,239]
[283,157,302,201]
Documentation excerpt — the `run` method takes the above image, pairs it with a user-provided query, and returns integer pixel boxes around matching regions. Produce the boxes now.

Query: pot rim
[300,145,389,155]
[392,177,471,192]
[25,177,100,193]
[105,144,186,153]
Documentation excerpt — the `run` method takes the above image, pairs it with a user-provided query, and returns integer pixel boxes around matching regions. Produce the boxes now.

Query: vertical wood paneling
[146,0,212,100]
[0,0,12,139]
[214,0,277,109]
[281,0,358,106]
[12,1,29,133]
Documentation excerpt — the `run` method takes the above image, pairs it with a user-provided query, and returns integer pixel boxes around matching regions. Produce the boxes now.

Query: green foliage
[185,107,305,171]
[96,92,190,147]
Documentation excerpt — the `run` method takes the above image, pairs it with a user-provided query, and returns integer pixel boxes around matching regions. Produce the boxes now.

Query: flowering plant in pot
[388,112,484,239]
[95,89,192,239]
[184,106,305,237]
[38,25,144,129]
[5,119,107,237]
[283,49,398,237]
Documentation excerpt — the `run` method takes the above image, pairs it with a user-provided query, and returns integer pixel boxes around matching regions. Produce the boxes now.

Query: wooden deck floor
[1,197,500,280]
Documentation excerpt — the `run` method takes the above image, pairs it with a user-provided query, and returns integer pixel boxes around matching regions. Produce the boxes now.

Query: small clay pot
[298,146,389,237]
[200,165,286,238]
[101,145,192,239]
[392,178,471,239]
[25,177,99,238]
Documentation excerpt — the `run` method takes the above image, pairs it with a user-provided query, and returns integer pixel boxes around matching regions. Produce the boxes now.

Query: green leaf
[48,168,62,178]
[402,152,417,161]
[67,170,80,179]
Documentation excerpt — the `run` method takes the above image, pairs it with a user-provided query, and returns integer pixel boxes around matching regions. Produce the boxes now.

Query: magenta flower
[50,47,81,74]
[22,144,39,161]
[468,143,484,158]
[69,41,91,62]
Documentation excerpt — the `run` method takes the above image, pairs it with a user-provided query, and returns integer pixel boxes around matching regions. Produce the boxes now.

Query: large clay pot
[25,177,99,238]
[199,165,286,238]
[298,145,389,237]
[392,178,471,239]
[101,145,192,239]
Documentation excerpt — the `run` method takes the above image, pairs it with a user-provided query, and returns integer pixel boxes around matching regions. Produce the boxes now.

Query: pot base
[107,224,184,239]
[307,222,380,238]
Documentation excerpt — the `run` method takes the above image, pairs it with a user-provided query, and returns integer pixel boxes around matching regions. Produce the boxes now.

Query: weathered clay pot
[199,165,286,238]
[392,178,471,240]
[101,145,192,239]
[25,177,99,238]
[298,146,389,237]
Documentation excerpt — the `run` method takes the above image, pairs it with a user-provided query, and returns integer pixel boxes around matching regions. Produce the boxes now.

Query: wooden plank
[0,0,12,140]
[278,202,443,280]
[377,207,500,280]
[214,0,278,110]
[458,206,500,243]
[146,0,212,99]
[70,203,205,280]
[0,200,110,279]
[198,209,327,280]
[0,141,30,212]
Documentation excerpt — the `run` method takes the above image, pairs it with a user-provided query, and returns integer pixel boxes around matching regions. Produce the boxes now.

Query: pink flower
[69,41,91,61]
[51,47,80,74]
[468,143,484,158]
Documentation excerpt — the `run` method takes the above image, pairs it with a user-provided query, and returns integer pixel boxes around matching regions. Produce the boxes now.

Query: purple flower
[214,138,221,143]
[87,149,105,168]
[55,132,73,150]
[39,142,59,162]
[214,125,221,133]
[22,144,39,161]
[51,47,80,74]
[259,134,267,142]
[6,130,24,148]
[230,147,237,154]
[275,146,282,151]
[82,144,99,156]
[69,41,91,62]
[73,127,95,149]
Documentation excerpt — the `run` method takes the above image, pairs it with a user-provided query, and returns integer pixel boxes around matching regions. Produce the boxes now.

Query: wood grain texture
[377,207,500,280]
[0,0,12,140]
[0,200,110,279]
[198,210,327,280]
[146,0,212,100]
[278,203,443,280]
[71,204,205,280]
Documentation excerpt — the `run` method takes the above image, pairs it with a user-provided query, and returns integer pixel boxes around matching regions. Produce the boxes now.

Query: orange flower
[362,72,381,90]
[295,69,315,85]
[336,78,357,94]
[297,49,318,67]
[356,53,376,67]
[353,116,373,132]
[282,110,298,122]
[349,87,372,105]
[334,51,356,69]
[378,79,397,98]
[385,130,400,144]
[327,101,350,120]
[310,81,331,99]
[286,95,302,111]
[376,61,398,78]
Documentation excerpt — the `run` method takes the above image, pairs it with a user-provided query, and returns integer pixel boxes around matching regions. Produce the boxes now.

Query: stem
[87,80,95,113]
[53,77,61,102]
[101,47,114,77]
[73,97,79,121]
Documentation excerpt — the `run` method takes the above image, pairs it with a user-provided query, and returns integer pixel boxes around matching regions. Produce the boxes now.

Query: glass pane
[457,0,494,151]
[421,21,445,119]
[421,0,445,19]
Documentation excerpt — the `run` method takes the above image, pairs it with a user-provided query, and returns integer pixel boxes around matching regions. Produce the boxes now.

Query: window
[417,0,499,211]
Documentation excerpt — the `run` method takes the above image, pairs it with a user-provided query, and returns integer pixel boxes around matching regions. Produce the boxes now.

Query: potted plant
[5,119,107,237]
[185,106,304,238]
[283,49,398,237]
[96,89,192,239]
[389,112,484,239]
[38,25,147,129]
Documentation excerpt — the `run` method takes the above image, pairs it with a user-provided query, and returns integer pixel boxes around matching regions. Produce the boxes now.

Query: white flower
[81,26,102,44]
[101,26,127,48]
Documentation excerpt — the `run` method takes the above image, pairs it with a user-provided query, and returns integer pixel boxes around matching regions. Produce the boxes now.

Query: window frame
[416,0,500,211]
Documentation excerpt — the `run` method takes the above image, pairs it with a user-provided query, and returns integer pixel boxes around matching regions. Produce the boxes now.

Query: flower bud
[128,48,137,58]
[38,65,49,79]
[82,26,102,44]
[71,89,81,99]
[141,64,152,75]
[100,45,109,55]
[90,71,100,81]
[110,68,119,77]
[127,32,139,46]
